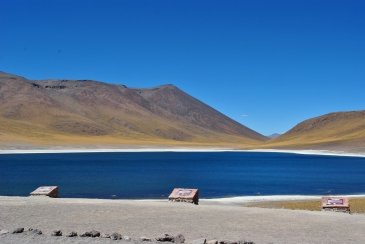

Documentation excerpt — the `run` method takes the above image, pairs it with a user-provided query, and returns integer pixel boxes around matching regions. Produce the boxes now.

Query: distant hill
[268,133,281,139]
[265,111,365,152]
[0,71,267,148]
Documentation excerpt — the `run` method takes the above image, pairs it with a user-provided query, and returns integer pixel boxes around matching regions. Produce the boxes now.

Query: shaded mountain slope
[0,71,266,147]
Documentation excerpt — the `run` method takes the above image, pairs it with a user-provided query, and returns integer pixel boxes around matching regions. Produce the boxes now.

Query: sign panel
[30,186,59,198]
[321,197,349,208]
[168,188,199,204]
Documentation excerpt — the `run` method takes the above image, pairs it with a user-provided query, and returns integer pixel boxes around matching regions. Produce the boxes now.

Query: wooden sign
[30,186,59,198]
[168,188,199,205]
[321,197,350,213]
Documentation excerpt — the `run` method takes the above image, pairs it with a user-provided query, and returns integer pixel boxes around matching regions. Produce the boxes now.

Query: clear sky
[1,0,364,135]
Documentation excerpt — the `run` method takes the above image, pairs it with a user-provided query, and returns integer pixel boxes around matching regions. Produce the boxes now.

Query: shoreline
[0,148,365,157]
[1,194,365,205]
[1,195,365,244]
[202,194,365,204]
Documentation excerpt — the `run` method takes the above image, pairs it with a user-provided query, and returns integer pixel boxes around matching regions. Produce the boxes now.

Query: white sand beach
[245,149,365,158]
[0,196,365,244]
[0,148,365,158]
[201,194,365,204]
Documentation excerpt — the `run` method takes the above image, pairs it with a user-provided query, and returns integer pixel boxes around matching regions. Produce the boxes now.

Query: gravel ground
[0,197,364,244]
[0,234,144,244]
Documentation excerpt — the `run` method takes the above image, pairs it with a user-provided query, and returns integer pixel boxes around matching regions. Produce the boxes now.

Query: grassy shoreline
[245,197,365,214]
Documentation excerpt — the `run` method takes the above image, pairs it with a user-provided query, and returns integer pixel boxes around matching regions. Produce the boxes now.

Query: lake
[0,152,365,199]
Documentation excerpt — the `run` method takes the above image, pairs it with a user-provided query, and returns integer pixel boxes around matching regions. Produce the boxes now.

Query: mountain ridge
[0,71,266,148]
[263,110,365,152]
[1,71,364,152]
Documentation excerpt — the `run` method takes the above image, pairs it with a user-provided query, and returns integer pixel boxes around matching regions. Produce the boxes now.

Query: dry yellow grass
[260,111,365,151]
[0,123,259,149]
[0,71,267,148]
[246,198,365,214]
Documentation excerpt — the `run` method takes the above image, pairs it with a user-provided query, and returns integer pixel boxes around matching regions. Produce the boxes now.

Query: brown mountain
[0,71,266,148]
[265,111,365,152]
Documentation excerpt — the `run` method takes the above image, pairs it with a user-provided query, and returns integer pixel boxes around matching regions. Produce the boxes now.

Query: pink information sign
[168,188,199,205]
[321,197,349,208]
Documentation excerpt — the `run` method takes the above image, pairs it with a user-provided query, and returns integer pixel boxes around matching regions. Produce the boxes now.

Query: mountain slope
[0,71,266,148]
[265,111,365,152]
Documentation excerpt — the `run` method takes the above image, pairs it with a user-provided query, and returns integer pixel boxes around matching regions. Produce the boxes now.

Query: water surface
[0,152,364,199]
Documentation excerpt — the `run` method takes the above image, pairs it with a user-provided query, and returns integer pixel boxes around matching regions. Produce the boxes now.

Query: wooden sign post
[30,186,59,198]
[321,197,350,213]
[168,188,199,205]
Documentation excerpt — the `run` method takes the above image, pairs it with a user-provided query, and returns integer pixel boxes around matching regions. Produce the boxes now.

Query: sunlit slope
[265,111,365,151]
[0,71,266,148]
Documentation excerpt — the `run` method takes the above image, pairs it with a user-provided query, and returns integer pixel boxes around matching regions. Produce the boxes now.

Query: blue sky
[1,0,364,135]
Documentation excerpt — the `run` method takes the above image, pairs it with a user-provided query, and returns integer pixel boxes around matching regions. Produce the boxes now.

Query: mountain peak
[0,71,266,147]
[0,71,27,80]
[268,133,281,139]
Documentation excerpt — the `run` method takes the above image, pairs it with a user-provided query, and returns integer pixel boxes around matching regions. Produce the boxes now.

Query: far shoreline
[0,147,365,158]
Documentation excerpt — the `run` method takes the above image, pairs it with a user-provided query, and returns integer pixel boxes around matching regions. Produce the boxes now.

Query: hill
[264,111,365,152]
[267,133,281,139]
[0,71,266,148]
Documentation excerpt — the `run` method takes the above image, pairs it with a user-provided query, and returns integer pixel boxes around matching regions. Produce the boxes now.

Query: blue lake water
[0,152,365,199]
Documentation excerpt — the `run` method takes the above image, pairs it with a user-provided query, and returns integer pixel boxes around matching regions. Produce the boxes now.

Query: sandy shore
[0,197,365,244]
[246,148,365,158]
[202,194,365,204]
[0,148,365,157]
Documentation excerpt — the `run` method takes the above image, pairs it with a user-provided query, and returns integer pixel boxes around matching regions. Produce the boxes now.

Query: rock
[238,242,255,244]
[174,234,185,244]
[0,230,9,235]
[157,234,175,242]
[219,241,238,244]
[66,231,78,237]
[80,230,100,238]
[156,234,185,243]
[110,232,122,240]
[90,230,101,237]
[123,236,132,241]
[31,229,42,235]
[28,228,33,231]
[51,230,62,236]
[80,232,90,237]
[191,238,206,244]
[101,233,111,238]
[141,237,152,242]
[12,228,24,234]
[206,240,218,244]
